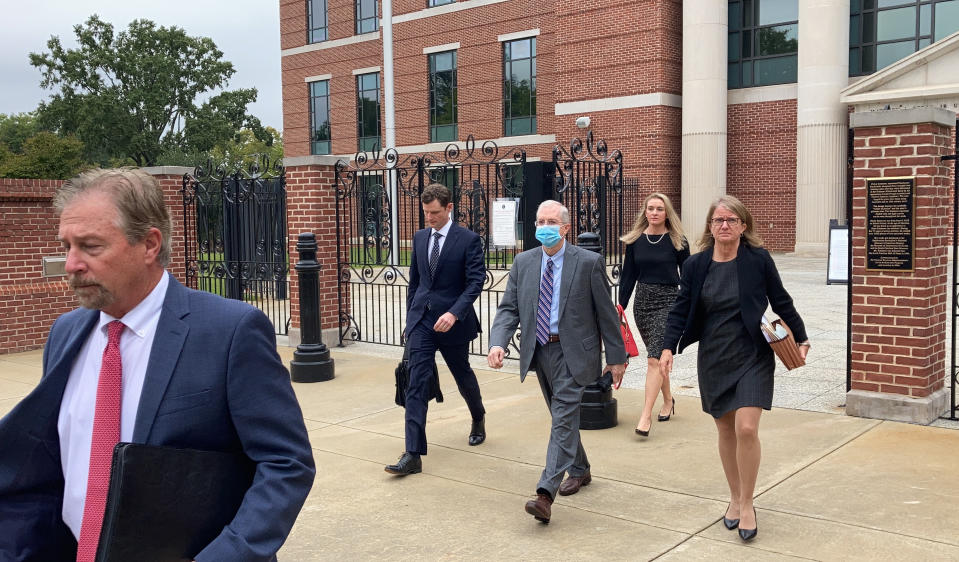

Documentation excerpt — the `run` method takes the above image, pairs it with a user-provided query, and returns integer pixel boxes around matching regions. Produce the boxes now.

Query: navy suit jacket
[0,276,315,561]
[404,223,485,344]
[662,243,808,355]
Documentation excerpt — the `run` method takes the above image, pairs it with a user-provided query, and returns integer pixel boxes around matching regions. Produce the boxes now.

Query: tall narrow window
[503,37,537,136]
[428,0,456,6]
[850,0,959,75]
[356,73,381,151]
[428,51,458,143]
[308,0,328,43]
[356,0,378,34]
[310,80,331,155]
[727,0,799,88]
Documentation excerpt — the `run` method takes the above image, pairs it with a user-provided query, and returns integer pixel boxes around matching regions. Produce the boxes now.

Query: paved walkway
[1,254,957,560]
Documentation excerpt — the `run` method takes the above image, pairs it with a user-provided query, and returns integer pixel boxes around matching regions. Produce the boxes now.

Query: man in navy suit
[385,183,487,476]
[0,168,315,561]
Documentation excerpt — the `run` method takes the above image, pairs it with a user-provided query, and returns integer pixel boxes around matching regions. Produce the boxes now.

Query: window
[727,0,799,88]
[356,0,378,34]
[428,0,456,6]
[309,80,331,155]
[503,38,537,136]
[850,0,959,75]
[308,0,327,43]
[356,73,381,151]
[428,51,458,143]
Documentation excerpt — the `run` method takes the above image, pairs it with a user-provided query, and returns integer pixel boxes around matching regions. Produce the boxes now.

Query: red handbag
[616,304,640,358]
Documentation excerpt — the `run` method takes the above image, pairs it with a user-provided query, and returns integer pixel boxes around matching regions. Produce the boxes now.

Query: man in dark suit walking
[0,168,314,561]
[487,200,626,523]
[385,183,487,476]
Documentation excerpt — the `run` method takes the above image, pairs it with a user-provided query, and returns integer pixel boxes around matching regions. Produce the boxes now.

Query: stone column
[284,156,346,348]
[794,0,850,255]
[681,0,727,237]
[846,108,955,424]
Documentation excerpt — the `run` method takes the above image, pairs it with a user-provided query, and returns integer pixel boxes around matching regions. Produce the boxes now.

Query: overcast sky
[1,1,284,129]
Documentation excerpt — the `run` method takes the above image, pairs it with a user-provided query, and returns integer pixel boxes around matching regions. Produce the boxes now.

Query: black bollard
[576,232,618,429]
[290,232,335,382]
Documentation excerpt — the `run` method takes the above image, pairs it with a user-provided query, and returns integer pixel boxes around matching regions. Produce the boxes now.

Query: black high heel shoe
[635,419,651,437]
[722,504,739,530]
[738,508,757,542]
[658,398,675,422]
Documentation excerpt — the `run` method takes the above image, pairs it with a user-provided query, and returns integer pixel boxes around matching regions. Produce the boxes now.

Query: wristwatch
[798,341,811,347]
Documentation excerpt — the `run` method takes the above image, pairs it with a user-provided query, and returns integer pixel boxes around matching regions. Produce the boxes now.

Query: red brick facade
[849,121,954,398]
[727,99,798,252]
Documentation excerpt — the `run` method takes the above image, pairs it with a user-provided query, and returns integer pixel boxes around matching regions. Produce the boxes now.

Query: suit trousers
[533,341,590,498]
[405,317,485,455]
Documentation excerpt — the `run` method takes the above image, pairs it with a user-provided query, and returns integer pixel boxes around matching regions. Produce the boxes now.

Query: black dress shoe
[738,508,757,541]
[658,398,676,422]
[468,416,486,446]
[384,452,422,475]
[723,503,739,530]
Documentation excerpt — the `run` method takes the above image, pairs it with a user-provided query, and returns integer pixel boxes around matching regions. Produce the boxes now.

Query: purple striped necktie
[536,258,554,345]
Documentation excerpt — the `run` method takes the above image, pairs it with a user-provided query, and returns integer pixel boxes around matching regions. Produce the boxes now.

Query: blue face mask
[535,225,563,248]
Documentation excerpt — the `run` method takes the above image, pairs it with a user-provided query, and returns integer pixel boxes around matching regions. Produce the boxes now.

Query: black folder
[95,442,255,562]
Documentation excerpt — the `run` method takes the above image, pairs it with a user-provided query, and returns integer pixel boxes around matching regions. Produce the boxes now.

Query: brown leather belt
[547,334,560,343]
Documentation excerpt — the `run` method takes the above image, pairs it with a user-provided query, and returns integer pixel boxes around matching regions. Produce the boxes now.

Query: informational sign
[491,198,519,247]
[826,219,848,285]
[866,177,915,272]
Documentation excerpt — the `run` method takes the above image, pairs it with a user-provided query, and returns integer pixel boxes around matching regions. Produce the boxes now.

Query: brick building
[279,0,959,253]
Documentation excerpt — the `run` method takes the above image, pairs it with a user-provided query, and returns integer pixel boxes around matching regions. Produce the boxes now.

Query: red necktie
[76,320,124,562]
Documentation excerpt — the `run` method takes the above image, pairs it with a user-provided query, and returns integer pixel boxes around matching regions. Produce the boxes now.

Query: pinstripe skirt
[632,283,679,359]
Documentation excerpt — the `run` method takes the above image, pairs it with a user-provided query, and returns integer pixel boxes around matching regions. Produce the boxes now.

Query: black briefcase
[95,443,254,562]
[394,345,443,407]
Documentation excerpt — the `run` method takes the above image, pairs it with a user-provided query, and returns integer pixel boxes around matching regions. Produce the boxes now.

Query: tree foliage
[0,132,88,179]
[0,113,42,153]
[156,127,283,171]
[30,15,266,167]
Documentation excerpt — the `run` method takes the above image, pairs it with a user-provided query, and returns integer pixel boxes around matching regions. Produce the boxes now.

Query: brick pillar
[285,156,345,347]
[846,108,955,424]
[142,166,193,286]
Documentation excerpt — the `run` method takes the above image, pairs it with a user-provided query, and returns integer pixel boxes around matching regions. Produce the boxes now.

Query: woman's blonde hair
[620,192,685,250]
[697,195,764,251]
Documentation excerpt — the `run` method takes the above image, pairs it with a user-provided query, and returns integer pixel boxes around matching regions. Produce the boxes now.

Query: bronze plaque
[866,177,915,271]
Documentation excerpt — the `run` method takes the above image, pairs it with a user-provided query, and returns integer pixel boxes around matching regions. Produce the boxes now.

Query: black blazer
[662,243,807,355]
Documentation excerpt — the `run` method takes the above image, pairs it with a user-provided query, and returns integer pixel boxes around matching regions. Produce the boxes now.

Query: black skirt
[632,283,678,359]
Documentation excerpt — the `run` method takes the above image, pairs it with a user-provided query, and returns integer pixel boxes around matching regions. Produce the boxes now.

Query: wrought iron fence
[181,158,290,335]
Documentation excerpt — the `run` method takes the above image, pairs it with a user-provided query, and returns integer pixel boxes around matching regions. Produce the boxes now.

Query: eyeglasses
[711,217,741,226]
[535,219,563,227]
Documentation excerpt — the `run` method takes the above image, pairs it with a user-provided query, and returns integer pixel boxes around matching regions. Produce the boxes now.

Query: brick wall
[0,179,73,354]
[0,172,189,355]
[727,99,798,252]
[850,121,953,398]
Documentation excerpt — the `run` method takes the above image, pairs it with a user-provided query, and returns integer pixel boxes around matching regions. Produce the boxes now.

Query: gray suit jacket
[489,243,627,386]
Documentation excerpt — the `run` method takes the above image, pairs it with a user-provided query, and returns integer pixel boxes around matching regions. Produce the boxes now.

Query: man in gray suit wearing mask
[487,200,627,523]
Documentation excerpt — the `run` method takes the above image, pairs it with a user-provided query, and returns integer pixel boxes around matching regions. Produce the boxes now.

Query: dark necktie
[536,259,554,345]
[429,231,442,279]
[76,320,124,562]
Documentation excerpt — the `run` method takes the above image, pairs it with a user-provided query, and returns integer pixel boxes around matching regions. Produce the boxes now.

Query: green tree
[0,113,42,153]
[0,132,87,179]
[156,126,282,171]
[30,15,266,167]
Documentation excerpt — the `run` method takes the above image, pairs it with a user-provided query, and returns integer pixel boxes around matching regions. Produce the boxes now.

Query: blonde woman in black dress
[659,196,809,542]
[618,193,689,436]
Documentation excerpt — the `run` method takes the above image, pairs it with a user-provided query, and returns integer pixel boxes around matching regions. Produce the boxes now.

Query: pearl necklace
[645,231,667,245]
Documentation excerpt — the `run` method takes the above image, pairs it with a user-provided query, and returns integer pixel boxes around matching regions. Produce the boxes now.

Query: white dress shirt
[431,216,453,257]
[57,272,169,538]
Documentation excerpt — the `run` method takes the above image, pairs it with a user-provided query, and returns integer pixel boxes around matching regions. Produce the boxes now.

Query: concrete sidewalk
[3,344,958,560]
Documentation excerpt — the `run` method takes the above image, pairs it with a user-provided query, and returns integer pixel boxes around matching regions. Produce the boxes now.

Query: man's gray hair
[54,168,172,267]
[537,200,570,224]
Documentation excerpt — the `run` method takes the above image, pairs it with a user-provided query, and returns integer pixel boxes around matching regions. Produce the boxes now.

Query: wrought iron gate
[181,160,290,335]
[946,119,958,420]
[333,133,630,356]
